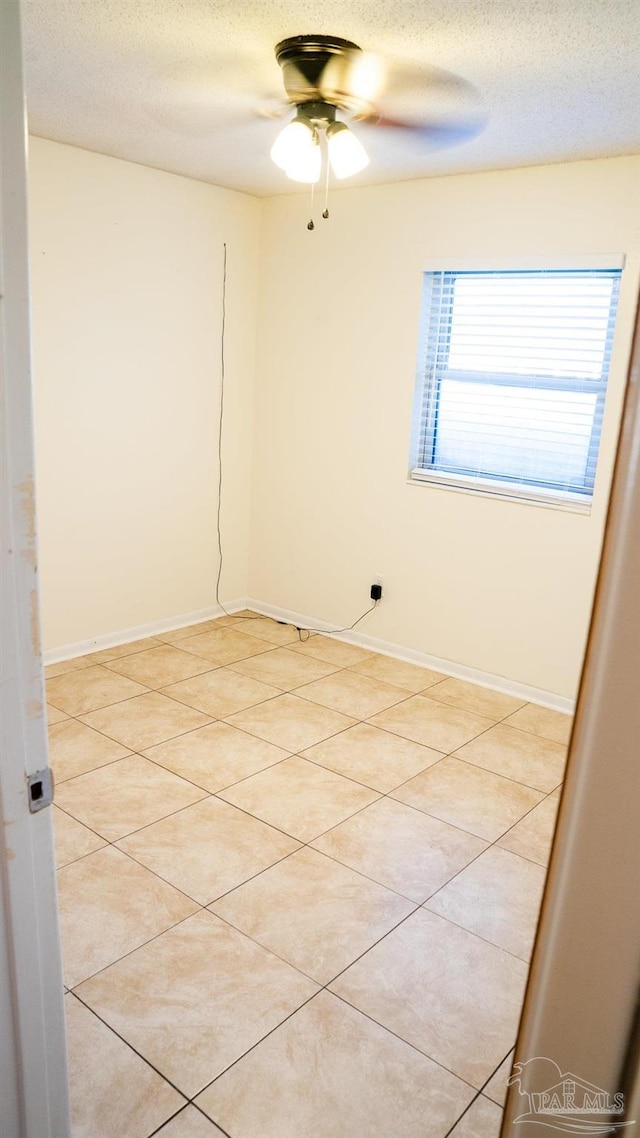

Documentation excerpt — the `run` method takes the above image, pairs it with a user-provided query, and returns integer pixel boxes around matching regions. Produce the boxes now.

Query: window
[410,266,622,508]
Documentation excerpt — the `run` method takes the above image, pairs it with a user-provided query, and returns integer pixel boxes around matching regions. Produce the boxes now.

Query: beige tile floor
[47,612,569,1138]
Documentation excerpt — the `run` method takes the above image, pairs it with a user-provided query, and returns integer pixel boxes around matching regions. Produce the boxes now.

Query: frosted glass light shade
[284,137,321,183]
[270,117,314,171]
[327,121,369,179]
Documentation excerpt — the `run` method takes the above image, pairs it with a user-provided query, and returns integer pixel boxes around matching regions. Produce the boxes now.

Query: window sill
[407,470,592,514]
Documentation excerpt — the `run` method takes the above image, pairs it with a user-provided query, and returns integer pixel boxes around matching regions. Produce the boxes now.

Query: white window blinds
[411,268,621,506]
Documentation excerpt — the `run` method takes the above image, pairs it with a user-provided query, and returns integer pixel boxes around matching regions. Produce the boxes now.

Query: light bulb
[326,121,369,179]
[270,116,314,171]
[284,135,321,183]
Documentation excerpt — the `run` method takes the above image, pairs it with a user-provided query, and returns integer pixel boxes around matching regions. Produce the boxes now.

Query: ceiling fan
[152,32,483,219]
[267,33,484,188]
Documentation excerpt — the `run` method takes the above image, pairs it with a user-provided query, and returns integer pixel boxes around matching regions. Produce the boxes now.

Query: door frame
[1,2,70,1135]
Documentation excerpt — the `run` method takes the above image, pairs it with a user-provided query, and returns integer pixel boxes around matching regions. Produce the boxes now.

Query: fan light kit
[269,34,482,229]
[271,106,369,184]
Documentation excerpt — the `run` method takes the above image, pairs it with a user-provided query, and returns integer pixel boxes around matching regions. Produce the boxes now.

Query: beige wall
[251,157,640,699]
[28,138,260,651]
[29,142,639,697]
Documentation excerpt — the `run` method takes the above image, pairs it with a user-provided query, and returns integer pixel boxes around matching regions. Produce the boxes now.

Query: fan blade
[384,56,478,98]
[357,111,486,146]
[255,98,291,120]
[352,55,485,148]
[364,55,481,124]
[149,53,285,134]
[320,49,386,111]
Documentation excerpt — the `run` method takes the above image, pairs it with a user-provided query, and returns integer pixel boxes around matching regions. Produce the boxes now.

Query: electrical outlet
[370,575,384,602]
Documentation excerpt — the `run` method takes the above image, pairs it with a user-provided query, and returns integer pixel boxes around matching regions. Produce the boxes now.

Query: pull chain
[322,150,330,219]
[306,133,330,229]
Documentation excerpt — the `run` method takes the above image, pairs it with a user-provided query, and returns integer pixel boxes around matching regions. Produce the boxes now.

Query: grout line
[163,1102,236,1137]
[100,659,223,688]
[52,747,136,783]
[415,903,535,965]
[396,742,557,795]
[188,986,322,1098]
[49,705,287,776]
[141,746,292,796]
[384,761,542,841]
[196,982,482,1109]
[213,707,362,750]
[206,904,337,985]
[301,746,442,795]
[127,832,302,910]
[159,684,298,721]
[54,765,210,836]
[224,653,344,684]
[69,905,207,993]
[488,784,559,867]
[442,1045,513,1135]
[175,641,277,666]
[145,1105,200,1138]
[209,832,419,912]
[188,1100,234,1136]
[72,707,218,750]
[45,678,156,718]
[359,709,561,790]
[59,841,204,912]
[67,989,191,1105]
[327,988,482,1093]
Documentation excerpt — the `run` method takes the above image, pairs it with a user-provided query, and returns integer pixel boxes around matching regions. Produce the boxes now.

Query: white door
[0,2,70,1136]
[503,300,640,1128]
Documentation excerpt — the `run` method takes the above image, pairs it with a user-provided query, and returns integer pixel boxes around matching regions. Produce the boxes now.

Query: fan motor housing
[274,34,370,115]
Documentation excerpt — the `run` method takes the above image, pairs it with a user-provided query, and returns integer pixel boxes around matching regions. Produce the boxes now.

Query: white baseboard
[43,594,575,715]
[42,599,247,665]
[245,597,576,715]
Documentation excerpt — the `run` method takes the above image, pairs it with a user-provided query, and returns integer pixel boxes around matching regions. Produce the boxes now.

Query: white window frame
[408,255,625,512]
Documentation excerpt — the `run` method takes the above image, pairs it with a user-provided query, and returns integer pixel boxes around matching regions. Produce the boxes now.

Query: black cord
[213,245,260,626]
[214,242,378,640]
[294,599,379,641]
[214,243,230,617]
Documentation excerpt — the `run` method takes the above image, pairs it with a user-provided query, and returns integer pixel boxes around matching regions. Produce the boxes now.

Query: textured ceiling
[23,0,640,197]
